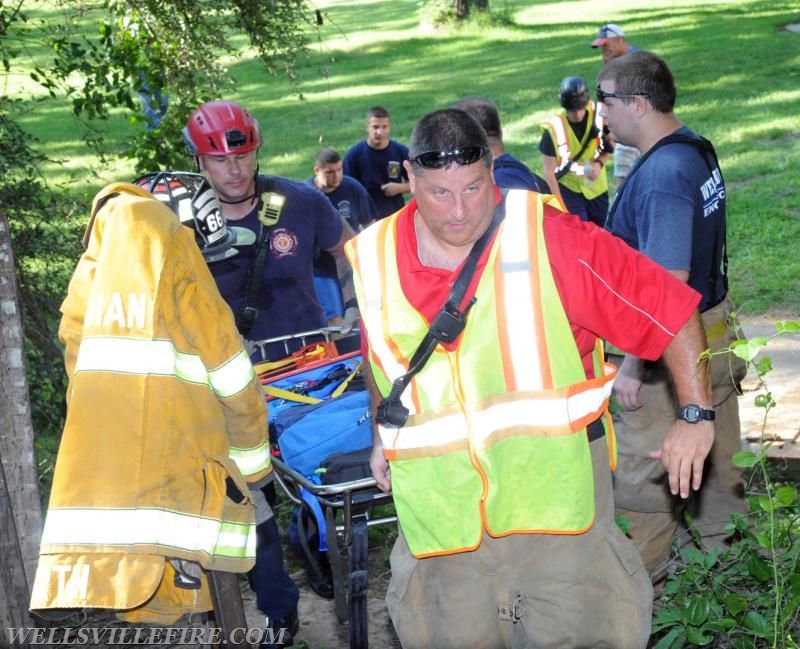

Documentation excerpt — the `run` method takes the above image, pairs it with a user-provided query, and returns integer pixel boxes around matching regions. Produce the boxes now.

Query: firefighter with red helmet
[184,101,356,645]
[183,100,359,356]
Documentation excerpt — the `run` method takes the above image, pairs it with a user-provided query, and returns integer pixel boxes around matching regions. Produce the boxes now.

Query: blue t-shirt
[306,174,379,280]
[210,175,343,359]
[343,139,409,218]
[493,153,550,193]
[304,175,379,231]
[608,126,727,311]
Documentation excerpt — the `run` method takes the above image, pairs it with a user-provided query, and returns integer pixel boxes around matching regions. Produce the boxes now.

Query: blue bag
[275,390,373,480]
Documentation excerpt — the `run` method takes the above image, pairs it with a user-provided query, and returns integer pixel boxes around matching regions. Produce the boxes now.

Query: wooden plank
[0,212,45,647]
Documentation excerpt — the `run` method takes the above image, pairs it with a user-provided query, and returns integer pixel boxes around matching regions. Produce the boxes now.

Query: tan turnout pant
[385,437,653,649]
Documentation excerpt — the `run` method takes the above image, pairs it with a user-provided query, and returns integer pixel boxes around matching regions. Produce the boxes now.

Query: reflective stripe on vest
[74,337,269,477]
[40,507,256,560]
[543,101,605,174]
[383,364,616,460]
[349,219,410,394]
[350,190,615,557]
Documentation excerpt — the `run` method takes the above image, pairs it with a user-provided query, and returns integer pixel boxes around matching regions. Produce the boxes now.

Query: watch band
[677,403,715,424]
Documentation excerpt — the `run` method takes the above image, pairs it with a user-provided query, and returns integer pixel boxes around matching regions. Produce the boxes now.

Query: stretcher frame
[253,329,396,649]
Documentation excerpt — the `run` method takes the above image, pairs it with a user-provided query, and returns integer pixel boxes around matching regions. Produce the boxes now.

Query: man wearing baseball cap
[592,24,641,188]
[591,24,638,63]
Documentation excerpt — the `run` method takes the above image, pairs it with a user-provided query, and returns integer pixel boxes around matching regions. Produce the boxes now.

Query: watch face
[683,405,701,423]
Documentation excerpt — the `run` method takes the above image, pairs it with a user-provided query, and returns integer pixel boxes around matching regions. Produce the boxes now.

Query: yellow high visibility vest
[347,190,616,557]
[543,100,608,199]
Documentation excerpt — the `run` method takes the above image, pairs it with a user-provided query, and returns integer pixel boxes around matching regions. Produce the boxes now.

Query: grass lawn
[9,0,800,315]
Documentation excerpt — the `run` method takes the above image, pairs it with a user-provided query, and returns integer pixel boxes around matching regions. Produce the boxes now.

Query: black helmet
[559,76,589,111]
[134,171,255,263]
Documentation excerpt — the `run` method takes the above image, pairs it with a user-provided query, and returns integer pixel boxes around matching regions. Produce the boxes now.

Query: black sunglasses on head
[411,146,488,169]
[600,24,622,38]
[595,85,648,104]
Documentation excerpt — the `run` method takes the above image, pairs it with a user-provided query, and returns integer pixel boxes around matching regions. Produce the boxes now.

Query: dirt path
[241,568,400,649]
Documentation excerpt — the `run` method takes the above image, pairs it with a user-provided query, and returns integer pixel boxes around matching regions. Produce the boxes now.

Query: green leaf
[746,554,772,582]
[684,595,711,626]
[652,627,684,649]
[754,356,774,376]
[726,592,748,617]
[742,610,770,636]
[754,391,775,408]
[757,495,774,512]
[755,532,773,549]
[685,625,715,645]
[731,337,767,361]
[733,450,758,468]
[775,320,800,333]
[775,485,797,506]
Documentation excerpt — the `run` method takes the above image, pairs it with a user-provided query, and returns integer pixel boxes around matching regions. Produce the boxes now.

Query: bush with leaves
[32,0,319,172]
[651,320,800,649]
[0,100,84,496]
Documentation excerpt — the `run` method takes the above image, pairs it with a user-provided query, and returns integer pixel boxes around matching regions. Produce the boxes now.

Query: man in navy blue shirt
[453,95,550,193]
[343,106,410,219]
[307,148,378,324]
[598,51,745,578]
[184,101,359,363]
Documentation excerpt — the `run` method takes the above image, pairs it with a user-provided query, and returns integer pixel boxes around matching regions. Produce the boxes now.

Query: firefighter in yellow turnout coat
[31,176,270,622]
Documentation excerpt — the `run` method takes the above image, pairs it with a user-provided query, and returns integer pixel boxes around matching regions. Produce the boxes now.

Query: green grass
[9,0,800,315]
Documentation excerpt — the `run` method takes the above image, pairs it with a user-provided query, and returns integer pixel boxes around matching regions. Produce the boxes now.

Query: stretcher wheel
[347,514,369,649]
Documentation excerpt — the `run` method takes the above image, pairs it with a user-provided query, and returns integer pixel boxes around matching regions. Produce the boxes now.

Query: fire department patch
[269,228,298,258]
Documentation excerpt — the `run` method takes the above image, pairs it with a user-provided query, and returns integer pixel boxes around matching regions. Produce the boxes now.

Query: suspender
[605,133,728,308]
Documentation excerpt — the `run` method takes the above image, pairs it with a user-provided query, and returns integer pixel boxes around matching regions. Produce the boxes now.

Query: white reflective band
[381,385,611,453]
[546,116,570,164]
[41,507,255,558]
[229,443,271,476]
[356,224,407,383]
[379,411,468,451]
[75,337,254,397]
[500,192,545,391]
[209,347,256,398]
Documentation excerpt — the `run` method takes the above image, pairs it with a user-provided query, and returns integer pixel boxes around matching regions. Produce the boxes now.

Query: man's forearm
[662,310,711,406]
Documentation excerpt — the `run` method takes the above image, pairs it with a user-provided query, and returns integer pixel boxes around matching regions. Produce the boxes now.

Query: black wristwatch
[676,404,715,424]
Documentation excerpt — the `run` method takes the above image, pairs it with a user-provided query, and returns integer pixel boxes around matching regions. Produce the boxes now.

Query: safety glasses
[411,146,488,169]
[599,24,622,39]
[596,86,648,104]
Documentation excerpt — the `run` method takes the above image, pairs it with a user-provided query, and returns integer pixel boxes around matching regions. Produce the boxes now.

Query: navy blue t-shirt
[306,175,379,279]
[210,175,343,358]
[343,139,409,218]
[608,127,727,311]
[493,153,550,193]
[304,175,379,231]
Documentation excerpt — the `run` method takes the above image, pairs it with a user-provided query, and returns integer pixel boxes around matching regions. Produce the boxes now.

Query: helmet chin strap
[219,192,258,205]
[202,164,261,206]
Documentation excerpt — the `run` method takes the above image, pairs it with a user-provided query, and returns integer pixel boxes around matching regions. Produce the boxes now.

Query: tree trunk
[452,0,469,19]
[451,0,489,18]
[0,211,44,646]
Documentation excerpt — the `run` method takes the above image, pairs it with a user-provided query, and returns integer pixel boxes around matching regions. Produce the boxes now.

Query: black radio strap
[376,192,508,428]
[236,177,283,336]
